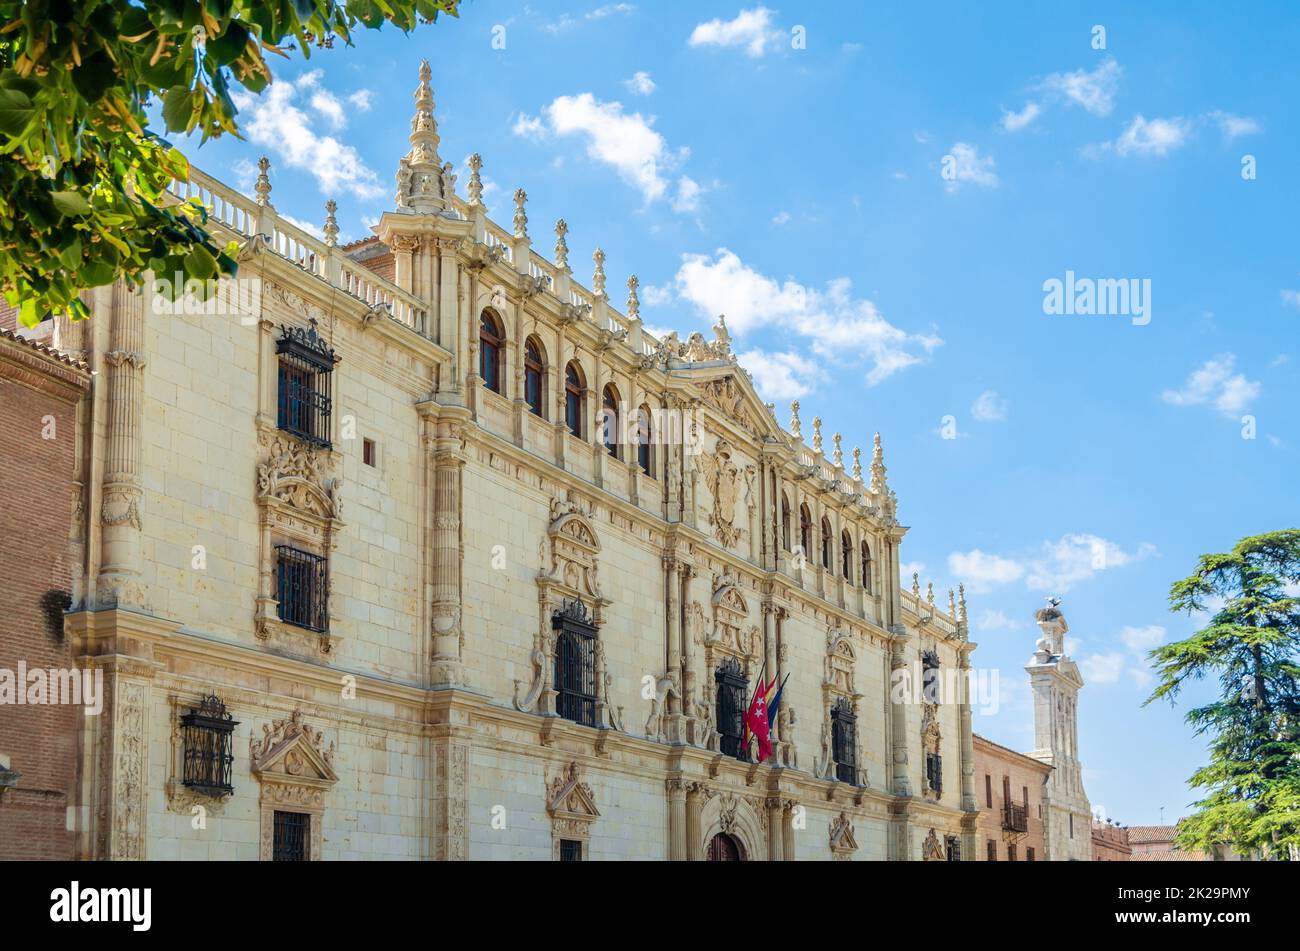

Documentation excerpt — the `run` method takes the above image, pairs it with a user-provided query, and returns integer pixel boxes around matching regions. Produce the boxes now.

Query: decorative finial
[812,417,823,453]
[255,156,272,206]
[948,588,956,618]
[592,248,607,298]
[911,572,920,598]
[626,275,640,319]
[467,153,483,206]
[926,581,935,609]
[790,401,801,438]
[870,432,888,495]
[395,59,449,212]
[554,219,569,269]
[958,584,967,621]
[323,199,338,247]
[852,447,862,481]
[513,188,528,238]
[833,432,843,468]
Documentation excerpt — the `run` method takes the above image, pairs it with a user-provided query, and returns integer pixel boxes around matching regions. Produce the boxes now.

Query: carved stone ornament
[542,495,603,601]
[256,432,343,526]
[700,439,746,549]
[829,811,858,860]
[922,827,945,861]
[546,761,600,859]
[251,709,338,862]
[708,572,753,660]
[700,376,763,437]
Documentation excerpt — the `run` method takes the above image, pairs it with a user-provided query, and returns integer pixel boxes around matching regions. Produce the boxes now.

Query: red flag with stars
[744,677,774,763]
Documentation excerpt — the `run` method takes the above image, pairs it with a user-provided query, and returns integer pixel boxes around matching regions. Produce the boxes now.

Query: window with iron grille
[925,751,943,795]
[987,840,997,861]
[715,656,749,762]
[272,810,309,861]
[946,835,961,862]
[276,320,334,448]
[1026,847,1036,862]
[181,694,238,796]
[830,696,857,784]
[559,839,583,862]
[1008,843,1017,862]
[275,545,329,633]
[552,601,597,728]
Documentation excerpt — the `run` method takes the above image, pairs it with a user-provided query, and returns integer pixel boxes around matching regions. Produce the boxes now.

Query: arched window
[479,310,504,395]
[524,337,545,418]
[841,530,852,579]
[715,656,749,762]
[552,601,597,728]
[564,362,584,438]
[781,493,791,552]
[861,540,872,592]
[636,404,653,476]
[831,697,858,784]
[820,518,832,569]
[707,832,744,861]
[799,504,812,559]
[602,384,620,458]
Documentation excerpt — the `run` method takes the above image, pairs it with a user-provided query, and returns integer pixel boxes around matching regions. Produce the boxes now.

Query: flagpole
[742,660,767,761]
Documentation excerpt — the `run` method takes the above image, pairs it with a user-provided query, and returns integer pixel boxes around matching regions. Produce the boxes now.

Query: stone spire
[511,188,528,238]
[394,59,455,214]
[255,156,272,206]
[911,572,921,599]
[852,446,862,481]
[554,219,569,269]
[812,417,823,454]
[833,432,843,468]
[592,248,607,299]
[958,584,967,622]
[467,153,484,206]
[626,275,640,319]
[926,581,935,613]
[790,401,801,438]
[948,588,957,618]
[869,432,888,496]
[323,199,338,247]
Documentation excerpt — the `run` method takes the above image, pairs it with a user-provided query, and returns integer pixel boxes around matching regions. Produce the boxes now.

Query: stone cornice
[0,328,90,398]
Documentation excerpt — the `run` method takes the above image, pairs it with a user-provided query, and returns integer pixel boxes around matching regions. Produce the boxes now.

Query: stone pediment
[829,812,858,857]
[688,370,781,442]
[546,762,600,822]
[250,710,338,788]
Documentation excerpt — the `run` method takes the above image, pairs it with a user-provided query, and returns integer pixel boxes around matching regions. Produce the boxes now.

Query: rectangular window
[180,694,238,796]
[945,836,961,862]
[272,810,309,861]
[276,324,334,448]
[1023,785,1029,809]
[831,698,858,784]
[1008,843,1017,862]
[987,840,997,862]
[363,438,376,467]
[275,545,329,633]
[715,656,749,762]
[552,602,598,728]
[559,839,583,862]
[1026,847,1036,862]
[925,751,943,795]
[1070,814,1074,838]
[985,774,992,808]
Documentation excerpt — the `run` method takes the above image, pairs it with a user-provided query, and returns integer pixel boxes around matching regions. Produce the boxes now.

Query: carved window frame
[249,711,339,862]
[819,626,864,785]
[546,762,600,861]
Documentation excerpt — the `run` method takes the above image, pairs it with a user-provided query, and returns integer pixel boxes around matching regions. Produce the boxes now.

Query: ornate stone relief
[545,761,600,859]
[699,375,764,438]
[814,623,865,784]
[250,710,339,862]
[922,827,945,861]
[829,811,858,860]
[699,439,750,550]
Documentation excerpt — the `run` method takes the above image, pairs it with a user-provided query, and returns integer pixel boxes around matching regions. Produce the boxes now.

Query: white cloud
[1042,58,1121,116]
[232,73,384,199]
[671,175,703,213]
[1081,625,1165,688]
[1211,111,1261,139]
[279,214,325,240]
[943,142,998,191]
[1120,624,1167,655]
[948,549,1025,594]
[1001,102,1041,132]
[976,609,1023,632]
[1025,534,1156,592]
[348,90,374,112]
[1111,115,1191,157]
[736,349,818,399]
[514,93,690,206]
[771,210,791,225]
[1282,289,1300,310]
[1080,652,1127,686]
[672,248,942,386]
[971,389,1008,422]
[589,3,635,18]
[1162,354,1260,417]
[624,71,656,95]
[688,7,780,58]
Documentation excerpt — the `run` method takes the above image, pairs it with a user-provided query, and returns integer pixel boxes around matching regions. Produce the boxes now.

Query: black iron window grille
[925,750,943,795]
[181,694,238,796]
[830,696,858,784]
[946,835,961,862]
[552,600,597,727]
[715,656,749,762]
[559,839,583,862]
[276,320,335,448]
[275,545,329,634]
[272,810,309,861]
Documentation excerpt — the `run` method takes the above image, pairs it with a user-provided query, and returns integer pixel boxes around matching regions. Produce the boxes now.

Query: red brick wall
[0,298,17,333]
[0,362,82,859]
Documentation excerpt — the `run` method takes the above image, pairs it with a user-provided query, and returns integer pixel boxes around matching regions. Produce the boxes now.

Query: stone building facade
[0,321,91,859]
[37,63,982,860]
[971,734,1050,861]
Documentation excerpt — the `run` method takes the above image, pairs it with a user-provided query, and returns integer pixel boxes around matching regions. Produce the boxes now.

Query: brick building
[0,317,91,859]
[1091,819,1132,860]
[972,733,1050,861]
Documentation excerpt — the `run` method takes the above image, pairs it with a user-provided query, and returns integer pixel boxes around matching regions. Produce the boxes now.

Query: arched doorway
[707,832,745,861]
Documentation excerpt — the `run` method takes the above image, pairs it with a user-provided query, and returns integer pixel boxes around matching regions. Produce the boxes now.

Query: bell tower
[1025,597,1093,860]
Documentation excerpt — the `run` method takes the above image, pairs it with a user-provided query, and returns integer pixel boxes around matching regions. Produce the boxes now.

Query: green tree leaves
[0,0,459,326]
[1146,530,1300,859]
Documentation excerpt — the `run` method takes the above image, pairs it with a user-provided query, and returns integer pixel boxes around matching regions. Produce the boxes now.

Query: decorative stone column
[425,405,469,686]
[679,562,696,712]
[97,281,147,610]
[782,799,797,860]
[685,782,707,860]
[666,779,688,860]
[766,797,785,861]
[889,630,913,798]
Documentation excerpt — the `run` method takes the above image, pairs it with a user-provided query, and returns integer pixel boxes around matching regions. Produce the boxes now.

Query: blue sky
[179,1,1300,827]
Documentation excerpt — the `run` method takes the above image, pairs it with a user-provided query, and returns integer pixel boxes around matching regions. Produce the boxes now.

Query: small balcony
[1002,802,1028,833]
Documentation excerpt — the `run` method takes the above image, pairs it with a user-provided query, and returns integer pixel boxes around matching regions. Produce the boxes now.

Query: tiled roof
[1130,849,1208,862]
[0,326,88,371]
[1127,825,1180,845]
